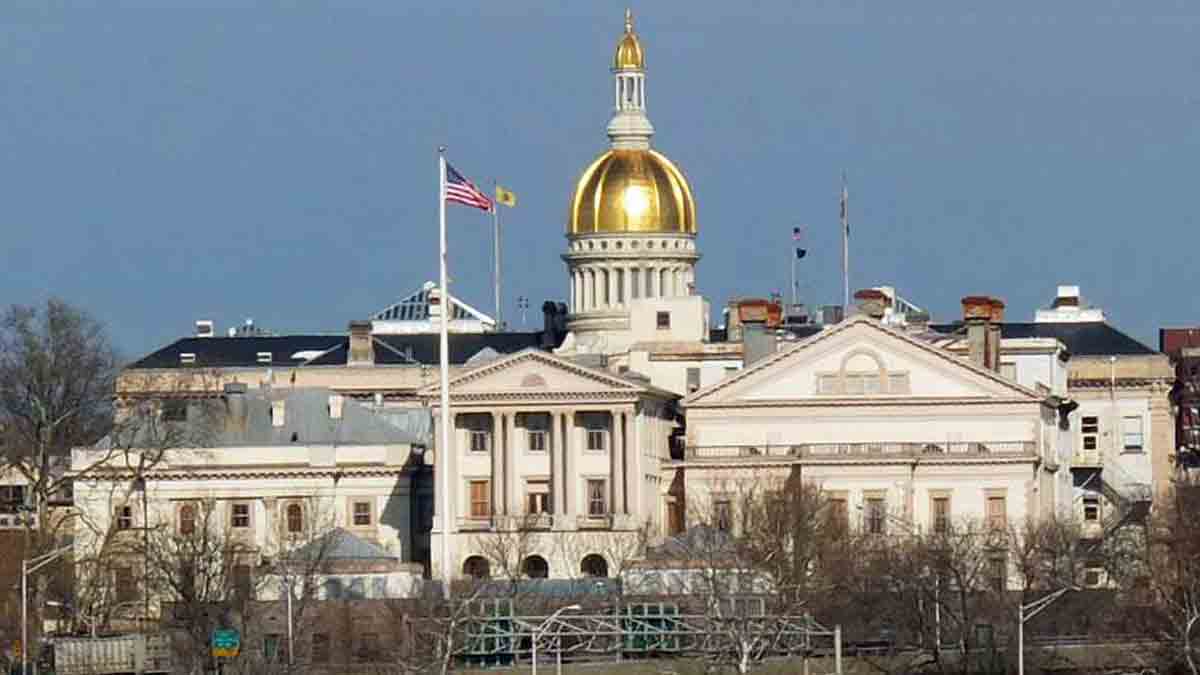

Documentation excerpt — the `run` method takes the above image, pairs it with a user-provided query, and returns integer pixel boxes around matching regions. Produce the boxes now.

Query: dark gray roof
[292,528,398,562]
[128,331,562,370]
[931,321,1158,357]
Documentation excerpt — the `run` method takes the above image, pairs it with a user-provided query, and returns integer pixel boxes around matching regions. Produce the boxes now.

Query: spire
[608,9,653,149]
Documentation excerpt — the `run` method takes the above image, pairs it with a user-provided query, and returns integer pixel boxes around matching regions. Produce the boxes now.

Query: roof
[292,528,398,562]
[127,330,563,370]
[931,321,1158,357]
[102,387,430,448]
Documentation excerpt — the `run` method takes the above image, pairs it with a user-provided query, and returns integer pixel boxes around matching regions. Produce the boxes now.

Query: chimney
[1051,285,1080,309]
[195,320,214,338]
[742,320,777,366]
[961,296,1004,371]
[348,320,374,367]
[223,382,248,432]
[854,288,890,320]
[905,310,932,335]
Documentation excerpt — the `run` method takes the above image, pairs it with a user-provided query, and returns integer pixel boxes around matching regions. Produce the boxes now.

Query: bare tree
[1141,477,1200,675]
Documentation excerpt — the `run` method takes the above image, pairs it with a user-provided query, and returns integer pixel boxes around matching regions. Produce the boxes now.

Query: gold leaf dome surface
[568,149,696,235]
[613,9,645,71]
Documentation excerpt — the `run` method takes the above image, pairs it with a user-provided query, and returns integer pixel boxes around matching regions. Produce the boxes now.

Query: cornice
[80,467,412,482]
[685,396,1041,410]
[666,456,1040,470]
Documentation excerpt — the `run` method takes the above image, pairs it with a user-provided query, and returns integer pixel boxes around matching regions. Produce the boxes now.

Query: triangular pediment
[420,348,652,397]
[686,316,1042,406]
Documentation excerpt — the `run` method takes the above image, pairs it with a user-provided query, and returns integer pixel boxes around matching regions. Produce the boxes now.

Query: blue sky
[2,1,1197,358]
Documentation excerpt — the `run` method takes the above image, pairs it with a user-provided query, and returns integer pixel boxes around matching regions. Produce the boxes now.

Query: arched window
[179,504,196,536]
[462,556,491,580]
[286,503,303,534]
[522,555,549,579]
[581,554,609,578]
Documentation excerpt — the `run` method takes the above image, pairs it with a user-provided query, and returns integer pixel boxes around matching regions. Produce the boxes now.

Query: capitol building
[63,9,1172,607]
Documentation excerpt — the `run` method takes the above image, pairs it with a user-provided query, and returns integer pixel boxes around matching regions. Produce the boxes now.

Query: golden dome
[613,9,645,71]
[568,148,696,235]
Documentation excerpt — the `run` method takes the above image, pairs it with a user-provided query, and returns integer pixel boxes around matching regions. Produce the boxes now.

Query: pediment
[420,349,647,397]
[686,316,1041,406]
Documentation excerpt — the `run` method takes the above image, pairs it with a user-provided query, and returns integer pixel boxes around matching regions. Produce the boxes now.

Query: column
[612,410,626,516]
[625,405,638,520]
[628,265,638,300]
[585,268,594,311]
[569,271,577,313]
[489,413,503,516]
[506,412,519,517]
[563,410,576,519]
[550,409,560,517]
[608,265,618,308]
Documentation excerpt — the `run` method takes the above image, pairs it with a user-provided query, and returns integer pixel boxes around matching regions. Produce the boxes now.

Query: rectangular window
[528,430,547,452]
[827,498,848,537]
[713,499,732,532]
[988,556,1007,592]
[587,479,607,516]
[932,496,951,534]
[1083,496,1100,522]
[311,634,330,663]
[1082,416,1099,452]
[469,480,491,518]
[231,502,250,528]
[987,496,1007,531]
[352,500,372,526]
[179,503,196,536]
[587,429,607,452]
[526,480,551,514]
[161,399,188,422]
[115,566,137,603]
[866,497,886,535]
[116,506,133,530]
[1122,416,1144,452]
[656,311,671,329]
[232,564,253,599]
[469,430,490,453]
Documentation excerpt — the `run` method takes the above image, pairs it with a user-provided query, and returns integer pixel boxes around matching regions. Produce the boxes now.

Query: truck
[48,634,173,675]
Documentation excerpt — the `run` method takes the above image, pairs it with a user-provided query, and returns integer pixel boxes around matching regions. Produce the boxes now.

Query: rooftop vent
[180,353,197,365]
[256,352,272,364]
[195,320,214,338]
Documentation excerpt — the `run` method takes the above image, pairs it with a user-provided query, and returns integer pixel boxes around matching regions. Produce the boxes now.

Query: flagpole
[790,231,797,312]
[437,147,452,601]
[841,172,850,310]
[492,180,502,330]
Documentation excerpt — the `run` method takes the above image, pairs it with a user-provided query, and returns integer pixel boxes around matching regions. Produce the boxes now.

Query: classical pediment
[419,348,657,398]
[686,316,1041,406]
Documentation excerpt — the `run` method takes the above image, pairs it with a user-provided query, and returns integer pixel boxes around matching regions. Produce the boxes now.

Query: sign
[211,629,240,658]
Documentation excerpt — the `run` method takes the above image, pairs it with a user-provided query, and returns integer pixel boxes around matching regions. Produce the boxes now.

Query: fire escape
[1073,441,1152,543]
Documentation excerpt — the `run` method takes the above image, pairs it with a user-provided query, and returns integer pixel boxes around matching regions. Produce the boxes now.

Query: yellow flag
[495,184,517,208]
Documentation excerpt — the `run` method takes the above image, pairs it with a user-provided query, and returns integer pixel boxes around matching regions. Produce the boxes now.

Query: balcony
[684,441,1037,462]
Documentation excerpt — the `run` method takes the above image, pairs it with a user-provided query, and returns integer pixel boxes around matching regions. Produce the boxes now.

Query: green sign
[211,629,240,658]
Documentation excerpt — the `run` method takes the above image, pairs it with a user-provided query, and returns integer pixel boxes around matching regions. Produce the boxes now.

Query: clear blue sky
[3,1,1197,358]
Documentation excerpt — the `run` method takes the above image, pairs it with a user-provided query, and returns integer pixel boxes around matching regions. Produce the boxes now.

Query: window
[311,634,330,663]
[356,633,380,662]
[286,503,303,533]
[687,367,701,393]
[523,555,549,579]
[469,430,490,453]
[587,429,607,451]
[987,496,1007,531]
[988,556,1007,592]
[1081,416,1099,451]
[587,479,607,516]
[469,480,491,518]
[161,399,188,422]
[179,504,196,536]
[827,498,849,537]
[713,499,732,532]
[526,480,551,514]
[463,556,491,579]
[263,634,281,663]
[657,311,671,329]
[116,506,133,530]
[231,502,250,529]
[0,485,26,512]
[232,564,253,599]
[1122,416,1144,452]
[115,566,137,603]
[581,554,609,578]
[352,500,372,526]
[524,428,547,452]
[932,496,951,534]
[1083,496,1100,522]
[865,497,886,535]
[1084,568,1102,587]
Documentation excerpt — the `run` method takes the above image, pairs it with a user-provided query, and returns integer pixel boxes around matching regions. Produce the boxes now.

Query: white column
[550,410,561,517]
[569,271,577,313]
[612,411,625,516]
[582,268,592,311]
[565,410,578,519]
[607,265,618,308]
[489,413,502,516]
[506,413,519,516]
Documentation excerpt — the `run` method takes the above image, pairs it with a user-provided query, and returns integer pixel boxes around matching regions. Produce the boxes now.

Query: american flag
[445,162,494,212]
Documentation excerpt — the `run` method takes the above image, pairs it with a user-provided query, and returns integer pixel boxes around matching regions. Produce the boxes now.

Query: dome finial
[613,8,645,71]
[625,8,633,33]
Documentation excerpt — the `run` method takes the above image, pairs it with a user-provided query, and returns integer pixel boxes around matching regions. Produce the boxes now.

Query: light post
[1018,586,1079,675]
[531,604,580,675]
[22,544,73,675]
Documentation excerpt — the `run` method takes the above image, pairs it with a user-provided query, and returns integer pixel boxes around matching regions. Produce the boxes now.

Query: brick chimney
[348,320,375,367]
[962,296,1004,371]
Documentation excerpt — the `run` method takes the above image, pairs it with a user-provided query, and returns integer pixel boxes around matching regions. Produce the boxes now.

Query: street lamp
[531,604,580,675]
[22,544,73,675]
[1018,586,1080,675]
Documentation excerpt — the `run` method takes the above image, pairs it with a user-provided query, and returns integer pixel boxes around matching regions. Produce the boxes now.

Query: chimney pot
[854,288,890,319]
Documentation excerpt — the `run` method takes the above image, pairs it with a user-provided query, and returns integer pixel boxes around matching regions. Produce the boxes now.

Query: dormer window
[257,352,272,364]
[180,353,196,365]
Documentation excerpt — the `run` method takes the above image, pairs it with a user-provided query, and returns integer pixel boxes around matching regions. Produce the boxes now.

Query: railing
[685,441,1036,461]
